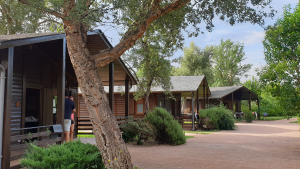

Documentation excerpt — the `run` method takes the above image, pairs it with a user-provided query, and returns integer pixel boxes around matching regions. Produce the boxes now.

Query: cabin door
[43,88,53,126]
[25,88,41,128]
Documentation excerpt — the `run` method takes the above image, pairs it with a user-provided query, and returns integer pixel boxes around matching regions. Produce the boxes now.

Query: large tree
[17,0,274,168]
[213,39,252,87]
[259,3,300,117]
[172,41,214,84]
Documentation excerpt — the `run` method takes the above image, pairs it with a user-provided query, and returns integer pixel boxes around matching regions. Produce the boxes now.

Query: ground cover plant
[145,107,186,145]
[184,130,219,134]
[185,136,194,139]
[260,116,294,121]
[120,116,156,145]
[199,106,236,130]
[20,140,105,169]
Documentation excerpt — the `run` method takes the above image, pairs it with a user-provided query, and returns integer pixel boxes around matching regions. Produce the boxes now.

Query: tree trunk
[144,79,153,116]
[64,22,133,169]
[144,92,150,116]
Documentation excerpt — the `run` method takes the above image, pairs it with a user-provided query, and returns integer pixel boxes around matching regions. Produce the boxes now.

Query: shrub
[243,109,255,123]
[199,106,236,130]
[20,139,105,169]
[145,107,186,145]
[120,116,156,144]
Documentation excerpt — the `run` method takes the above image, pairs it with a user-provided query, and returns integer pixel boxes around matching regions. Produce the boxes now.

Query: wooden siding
[11,47,23,135]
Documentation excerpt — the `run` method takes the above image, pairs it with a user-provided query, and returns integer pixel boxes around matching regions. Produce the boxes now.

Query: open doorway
[25,88,40,129]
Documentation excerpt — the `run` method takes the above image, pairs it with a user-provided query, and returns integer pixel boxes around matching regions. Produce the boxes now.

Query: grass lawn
[77,134,95,138]
[185,136,194,139]
[289,121,299,123]
[184,130,219,134]
[260,116,293,121]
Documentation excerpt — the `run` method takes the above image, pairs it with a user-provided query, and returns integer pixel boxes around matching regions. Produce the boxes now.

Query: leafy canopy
[259,2,300,117]
[172,41,214,84]
[172,39,252,87]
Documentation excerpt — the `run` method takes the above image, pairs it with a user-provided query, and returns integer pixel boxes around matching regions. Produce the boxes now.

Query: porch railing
[10,124,63,168]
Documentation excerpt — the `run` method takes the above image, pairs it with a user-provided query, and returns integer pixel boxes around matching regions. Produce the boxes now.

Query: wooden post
[125,79,129,117]
[109,62,114,113]
[1,47,13,169]
[191,92,195,131]
[221,97,223,106]
[232,93,234,111]
[56,39,66,142]
[249,92,251,111]
[206,84,209,106]
[203,81,206,109]
[196,88,199,113]
[257,99,260,119]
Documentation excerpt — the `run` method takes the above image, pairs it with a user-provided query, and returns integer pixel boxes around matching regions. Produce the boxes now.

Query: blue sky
[100,0,299,83]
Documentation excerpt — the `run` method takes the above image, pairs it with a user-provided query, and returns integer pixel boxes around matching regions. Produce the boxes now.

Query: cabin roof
[209,86,258,100]
[0,32,62,43]
[209,86,243,99]
[100,76,206,93]
[0,30,137,85]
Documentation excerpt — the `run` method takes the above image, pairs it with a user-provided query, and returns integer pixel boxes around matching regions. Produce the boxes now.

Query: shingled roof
[0,32,62,43]
[102,76,206,93]
[209,86,243,99]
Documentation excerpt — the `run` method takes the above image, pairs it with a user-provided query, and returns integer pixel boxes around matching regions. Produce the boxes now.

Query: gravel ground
[80,118,300,169]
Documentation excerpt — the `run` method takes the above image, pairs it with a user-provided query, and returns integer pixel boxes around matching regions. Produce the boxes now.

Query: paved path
[80,119,300,169]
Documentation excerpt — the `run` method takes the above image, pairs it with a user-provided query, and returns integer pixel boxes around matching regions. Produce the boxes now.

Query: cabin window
[53,96,57,114]
[159,101,162,107]
[137,104,143,113]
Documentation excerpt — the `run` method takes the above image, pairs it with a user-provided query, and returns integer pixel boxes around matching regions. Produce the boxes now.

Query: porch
[0,30,136,169]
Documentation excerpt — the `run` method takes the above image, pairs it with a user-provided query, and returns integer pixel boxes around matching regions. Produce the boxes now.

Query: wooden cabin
[186,86,260,115]
[0,30,136,169]
[208,86,259,112]
[77,76,210,131]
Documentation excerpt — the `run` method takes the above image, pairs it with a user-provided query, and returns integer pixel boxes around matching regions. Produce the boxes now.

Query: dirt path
[80,118,300,169]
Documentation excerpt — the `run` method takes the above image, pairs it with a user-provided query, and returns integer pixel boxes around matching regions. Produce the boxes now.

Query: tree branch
[18,0,66,20]
[93,0,190,67]
[38,19,61,25]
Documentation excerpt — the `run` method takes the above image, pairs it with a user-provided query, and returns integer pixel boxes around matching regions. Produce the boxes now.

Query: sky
[99,0,299,83]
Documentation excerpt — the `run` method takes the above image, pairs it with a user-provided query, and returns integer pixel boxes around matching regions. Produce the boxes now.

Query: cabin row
[0,30,136,169]
[0,30,259,169]
[78,77,259,120]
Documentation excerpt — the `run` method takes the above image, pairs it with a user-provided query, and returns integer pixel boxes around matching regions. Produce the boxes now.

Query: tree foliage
[259,3,300,117]
[213,39,252,87]
[172,41,214,84]
[173,39,252,87]
[0,0,63,34]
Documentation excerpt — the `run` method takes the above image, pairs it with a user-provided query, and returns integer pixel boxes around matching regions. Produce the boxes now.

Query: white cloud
[242,31,265,45]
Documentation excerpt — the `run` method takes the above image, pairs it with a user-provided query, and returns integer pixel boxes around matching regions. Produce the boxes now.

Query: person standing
[69,96,75,141]
[64,91,75,143]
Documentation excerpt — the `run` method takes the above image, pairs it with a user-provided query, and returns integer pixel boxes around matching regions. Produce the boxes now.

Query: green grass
[184,130,219,134]
[289,121,299,123]
[77,134,95,138]
[185,136,194,139]
[260,116,292,121]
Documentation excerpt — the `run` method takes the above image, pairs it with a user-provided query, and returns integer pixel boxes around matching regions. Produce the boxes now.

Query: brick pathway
[80,118,300,169]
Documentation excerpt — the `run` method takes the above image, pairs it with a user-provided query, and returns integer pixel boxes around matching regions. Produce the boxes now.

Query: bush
[145,107,186,145]
[20,139,105,169]
[243,109,255,123]
[120,116,156,144]
[199,106,236,130]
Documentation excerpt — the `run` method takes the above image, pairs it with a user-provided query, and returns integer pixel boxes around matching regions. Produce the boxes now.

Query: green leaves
[173,39,251,87]
[260,2,300,117]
